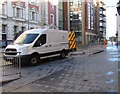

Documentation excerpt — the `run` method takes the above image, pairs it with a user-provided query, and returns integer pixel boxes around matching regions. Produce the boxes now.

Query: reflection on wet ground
[107,45,119,63]
[112,55,120,57]
[106,79,115,84]
[118,69,120,72]
[105,45,118,92]
[107,71,114,75]
[106,45,118,50]
[108,58,120,62]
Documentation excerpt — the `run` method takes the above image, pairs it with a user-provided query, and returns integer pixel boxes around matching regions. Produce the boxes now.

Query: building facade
[0,0,41,47]
[40,0,58,27]
[85,0,97,45]
[96,0,106,42]
[63,2,69,31]
[69,1,82,45]
[58,2,64,30]
[69,0,97,46]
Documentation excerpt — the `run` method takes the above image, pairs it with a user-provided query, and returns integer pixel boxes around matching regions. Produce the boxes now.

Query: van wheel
[29,55,40,66]
[60,51,66,59]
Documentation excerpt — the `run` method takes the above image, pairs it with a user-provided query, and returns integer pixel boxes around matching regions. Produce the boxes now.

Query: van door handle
[45,45,48,47]
[49,45,51,46]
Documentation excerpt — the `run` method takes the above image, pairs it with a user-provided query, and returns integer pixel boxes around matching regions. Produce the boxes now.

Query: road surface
[2,44,119,92]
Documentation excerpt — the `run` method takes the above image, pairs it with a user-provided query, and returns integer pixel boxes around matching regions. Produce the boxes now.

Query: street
[0,0,120,93]
[2,44,119,92]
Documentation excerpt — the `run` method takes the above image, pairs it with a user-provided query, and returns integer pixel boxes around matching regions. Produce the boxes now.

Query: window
[14,26,18,39]
[2,24,7,40]
[32,12,35,20]
[70,2,73,6]
[30,11,37,21]
[14,34,39,44]
[21,27,25,32]
[2,3,7,15]
[21,9,24,18]
[51,5,54,9]
[13,7,24,18]
[73,14,79,19]
[78,2,81,5]
[14,26,18,33]
[13,7,15,17]
[50,1,54,9]
[16,8,20,17]
[34,34,46,47]
[2,24,7,33]
[2,34,6,40]
[50,14,54,24]
[2,4,5,15]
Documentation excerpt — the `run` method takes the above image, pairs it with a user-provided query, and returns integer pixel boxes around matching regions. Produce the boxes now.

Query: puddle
[118,69,120,72]
[112,55,120,58]
[106,79,115,84]
[107,71,114,75]
[108,58,120,62]
[108,90,116,92]
[107,47,118,50]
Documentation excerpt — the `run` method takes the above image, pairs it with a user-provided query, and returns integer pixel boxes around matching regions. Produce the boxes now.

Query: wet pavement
[2,44,119,92]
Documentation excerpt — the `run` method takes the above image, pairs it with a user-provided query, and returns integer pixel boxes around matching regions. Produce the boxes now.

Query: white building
[0,0,41,47]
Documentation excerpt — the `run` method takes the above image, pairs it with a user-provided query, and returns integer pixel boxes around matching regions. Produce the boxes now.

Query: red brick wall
[63,2,68,31]
[48,2,56,25]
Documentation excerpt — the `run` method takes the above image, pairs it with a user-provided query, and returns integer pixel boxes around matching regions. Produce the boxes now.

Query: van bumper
[3,55,31,64]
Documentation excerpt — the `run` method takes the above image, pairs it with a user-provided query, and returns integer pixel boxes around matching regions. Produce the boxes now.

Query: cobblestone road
[9,45,119,92]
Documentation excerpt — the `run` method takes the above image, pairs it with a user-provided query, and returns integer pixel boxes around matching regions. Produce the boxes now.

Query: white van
[4,29,69,65]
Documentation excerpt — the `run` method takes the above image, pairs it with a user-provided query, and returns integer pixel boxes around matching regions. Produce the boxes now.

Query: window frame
[16,7,20,17]
[34,34,47,47]
[50,14,54,24]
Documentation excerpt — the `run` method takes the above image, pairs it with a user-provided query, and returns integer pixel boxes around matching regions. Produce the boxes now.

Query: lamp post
[27,0,30,30]
[116,31,118,47]
[117,0,120,15]
[117,0,120,46]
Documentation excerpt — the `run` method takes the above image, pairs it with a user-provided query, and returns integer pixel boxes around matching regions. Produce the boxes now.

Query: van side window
[34,34,46,47]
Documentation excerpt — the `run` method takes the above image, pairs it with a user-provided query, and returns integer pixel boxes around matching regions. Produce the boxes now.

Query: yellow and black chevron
[68,31,76,49]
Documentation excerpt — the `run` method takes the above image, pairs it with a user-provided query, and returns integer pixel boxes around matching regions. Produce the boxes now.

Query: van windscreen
[14,34,39,44]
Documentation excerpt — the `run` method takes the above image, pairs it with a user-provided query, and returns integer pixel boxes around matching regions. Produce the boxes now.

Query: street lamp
[116,31,118,47]
[117,0,120,15]
[117,0,120,46]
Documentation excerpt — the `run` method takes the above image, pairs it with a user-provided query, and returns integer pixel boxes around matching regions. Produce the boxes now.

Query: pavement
[1,44,106,91]
[2,44,119,92]
[70,44,106,56]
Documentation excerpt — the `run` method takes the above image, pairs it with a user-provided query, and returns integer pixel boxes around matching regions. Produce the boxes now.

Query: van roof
[24,29,46,34]
[23,29,68,34]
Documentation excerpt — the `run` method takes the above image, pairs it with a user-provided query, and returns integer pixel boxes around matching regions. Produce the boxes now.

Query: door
[33,34,49,56]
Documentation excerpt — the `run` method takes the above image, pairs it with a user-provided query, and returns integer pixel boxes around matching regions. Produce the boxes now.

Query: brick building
[96,0,106,42]
[40,0,58,27]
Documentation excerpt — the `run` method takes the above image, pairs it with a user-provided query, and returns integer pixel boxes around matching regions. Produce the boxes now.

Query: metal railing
[0,51,21,82]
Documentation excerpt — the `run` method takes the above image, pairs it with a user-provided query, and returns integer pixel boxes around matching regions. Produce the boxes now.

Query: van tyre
[60,51,66,59]
[29,55,40,66]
